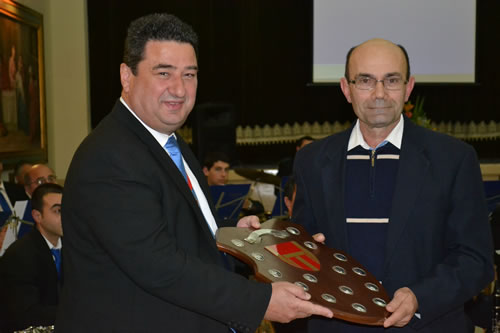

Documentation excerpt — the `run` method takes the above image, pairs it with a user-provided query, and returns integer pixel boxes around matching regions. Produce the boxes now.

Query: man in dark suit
[0,183,63,332]
[57,13,332,333]
[1,164,57,254]
[292,39,494,332]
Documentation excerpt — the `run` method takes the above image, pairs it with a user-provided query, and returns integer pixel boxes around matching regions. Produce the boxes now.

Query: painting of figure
[0,1,46,162]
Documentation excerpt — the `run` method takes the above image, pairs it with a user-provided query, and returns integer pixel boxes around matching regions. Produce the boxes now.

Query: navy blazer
[57,100,271,333]
[0,228,60,332]
[293,117,494,332]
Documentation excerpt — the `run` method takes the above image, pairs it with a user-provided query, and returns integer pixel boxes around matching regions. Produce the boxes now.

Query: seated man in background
[0,164,58,255]
[24,164,57,199]
[277,136,315,178]
[0,183,63,332]
[18,164,57,236]
[202,151,230,186]
[14,161,33,186]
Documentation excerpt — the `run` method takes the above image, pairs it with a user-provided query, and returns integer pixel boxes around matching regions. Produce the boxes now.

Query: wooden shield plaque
[216,218,390,326]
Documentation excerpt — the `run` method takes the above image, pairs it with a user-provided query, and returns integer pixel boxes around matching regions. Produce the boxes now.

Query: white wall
[15,0,90,179]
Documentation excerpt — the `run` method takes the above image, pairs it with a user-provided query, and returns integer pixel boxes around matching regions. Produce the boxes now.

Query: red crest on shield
[265,241,320,271]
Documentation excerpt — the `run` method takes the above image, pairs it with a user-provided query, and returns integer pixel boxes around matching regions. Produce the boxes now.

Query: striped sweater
[345,142,400,280]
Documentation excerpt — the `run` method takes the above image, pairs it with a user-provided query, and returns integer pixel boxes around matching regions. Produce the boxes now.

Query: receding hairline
[346,38,410,80]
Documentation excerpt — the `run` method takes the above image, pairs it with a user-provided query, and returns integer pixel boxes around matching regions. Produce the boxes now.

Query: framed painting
[0,1,46,167]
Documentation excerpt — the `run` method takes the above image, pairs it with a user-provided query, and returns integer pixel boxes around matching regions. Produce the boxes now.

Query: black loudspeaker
[191,103,237,164]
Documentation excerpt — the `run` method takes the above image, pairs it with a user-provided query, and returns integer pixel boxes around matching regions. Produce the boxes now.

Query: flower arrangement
[404,95,431,128]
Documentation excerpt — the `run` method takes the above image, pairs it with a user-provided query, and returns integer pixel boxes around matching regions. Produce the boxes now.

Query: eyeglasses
[28,175,57,186]
[349,75,407,91]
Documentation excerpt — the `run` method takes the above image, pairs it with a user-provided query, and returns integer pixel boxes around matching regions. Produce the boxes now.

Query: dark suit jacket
[0,228,60,332]
[3,182,29,205]
[57,100,271,333]
[293,118,494,332]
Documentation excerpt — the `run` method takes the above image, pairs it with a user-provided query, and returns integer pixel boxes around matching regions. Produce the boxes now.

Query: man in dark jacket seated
[0,183,63,332]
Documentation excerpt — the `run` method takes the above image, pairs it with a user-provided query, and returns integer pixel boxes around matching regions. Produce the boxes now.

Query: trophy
[216,219,390,326]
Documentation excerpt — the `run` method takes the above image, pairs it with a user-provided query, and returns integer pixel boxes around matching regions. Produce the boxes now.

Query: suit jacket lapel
[321,131,351,251]
[111,101,216,242]
[177,135,223,237]
[33,229,61,294]
[383,119,430,276]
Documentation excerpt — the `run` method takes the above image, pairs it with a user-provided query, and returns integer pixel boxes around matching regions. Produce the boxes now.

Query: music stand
[210,184,251,221]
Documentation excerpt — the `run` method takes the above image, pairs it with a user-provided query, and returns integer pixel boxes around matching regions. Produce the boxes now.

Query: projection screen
[313,0,476,83]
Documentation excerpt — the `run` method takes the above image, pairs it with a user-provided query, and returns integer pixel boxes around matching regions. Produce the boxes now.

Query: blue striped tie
[164,136,189,183]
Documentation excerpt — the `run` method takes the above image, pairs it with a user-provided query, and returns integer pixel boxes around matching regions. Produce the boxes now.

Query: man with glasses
[24,164,57,198]
[1,164,58,254]
[17,164,57,240]
[292,39,493,332]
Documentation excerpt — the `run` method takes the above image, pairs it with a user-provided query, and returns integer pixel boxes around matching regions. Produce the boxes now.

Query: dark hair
[203,152,230,169]
[344,43,410,81]
[123,13,199,75]
[296,136,314,148]
[283,176,296,200]
[14,161,31,177]
[31,183,63,213]
[23,171,31,185]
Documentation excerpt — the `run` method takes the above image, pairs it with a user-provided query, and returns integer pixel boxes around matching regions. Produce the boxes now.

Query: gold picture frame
[0,0,46,166]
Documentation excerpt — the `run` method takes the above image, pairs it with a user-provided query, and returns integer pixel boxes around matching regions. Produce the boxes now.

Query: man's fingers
[384,310,412,328]
[284,282,311,300]
[383,287,418,328]
[312,233,325,243]
[264,282,333,323]
[385,292,403,313]
[306,301,334,318]
[236,215,261,228]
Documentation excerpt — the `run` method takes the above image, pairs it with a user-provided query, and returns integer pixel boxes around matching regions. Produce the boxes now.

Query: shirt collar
[348,114,404,151]
[41,233,62,250]
[120,97,176,147]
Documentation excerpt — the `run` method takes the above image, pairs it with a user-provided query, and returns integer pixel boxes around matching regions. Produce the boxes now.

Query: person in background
[202,151,230,186]
[0,183,63,332]
[15,164,57,239]
[24,164,57,198]
[14,161,32,186]
[277,136,315,178]
[0,163,58,252]
[283,176,296,217]
[293,38,493,332]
